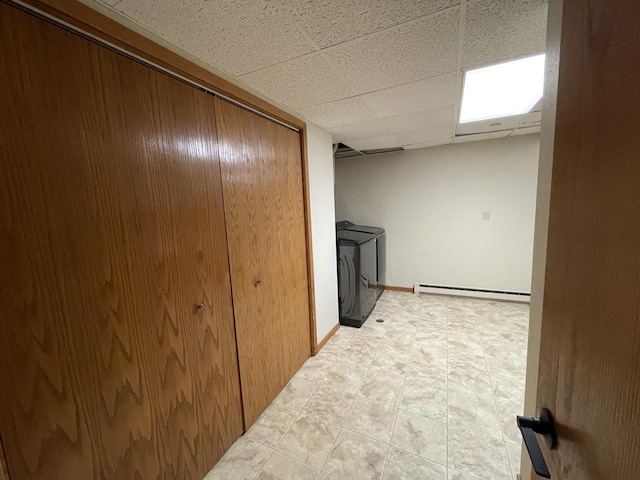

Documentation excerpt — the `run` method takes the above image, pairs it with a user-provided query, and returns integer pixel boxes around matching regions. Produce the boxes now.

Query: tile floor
[205,291,529,480]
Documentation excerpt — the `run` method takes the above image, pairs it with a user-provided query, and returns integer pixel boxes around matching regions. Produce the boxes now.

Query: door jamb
[521,0,563,479]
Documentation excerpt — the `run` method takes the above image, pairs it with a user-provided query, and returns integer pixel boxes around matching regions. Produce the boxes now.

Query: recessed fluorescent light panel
[459,53,545,124]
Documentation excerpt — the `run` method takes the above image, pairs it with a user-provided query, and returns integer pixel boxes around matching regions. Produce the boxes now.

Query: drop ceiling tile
[361,73,462,118]
[298,97,378,129]
[510,125,541,136]
[114,0,315,76]
[456,115,524,135]
[403,137,454,149]
[463,0,548,69]
[285,0,460,48]
[394,124,456,145]
[454,130,511,143]
[345,135,401,151]
[330,119,391,143]
[325,7,459,95]
[239,53,357,109]
[381,105,456,134]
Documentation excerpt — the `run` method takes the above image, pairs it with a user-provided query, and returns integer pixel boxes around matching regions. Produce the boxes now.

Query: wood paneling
[18,0,305,130]
[536,0,640,478]
[383,286,413,293]
[214,98,312,427]
[0,441,8,480]
[0,3,242,479]
[18,0,319,366]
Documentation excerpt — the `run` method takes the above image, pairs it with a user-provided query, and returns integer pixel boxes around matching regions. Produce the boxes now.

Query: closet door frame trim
[8,0,319,355]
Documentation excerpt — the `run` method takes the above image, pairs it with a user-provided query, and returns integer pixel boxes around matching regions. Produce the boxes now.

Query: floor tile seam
[445,294,450,473]
[298,359,339,384]
[241,434,288,480]
[270,407,304,453]
[447,417,505,441]
[387,441,450,470]
[273,408,345,473]
[293,370,325,420]
[340,415,397,445]
[270,440,324,475]
[475,306,516,478]
[499,303,529,362]
[318,325,383,475]
[378,442,392,480]
[380,302,417,480]
[448,304,501,470]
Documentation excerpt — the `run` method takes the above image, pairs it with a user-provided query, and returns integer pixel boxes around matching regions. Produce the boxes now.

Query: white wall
[335,135,540,293]
[306,123,340,342]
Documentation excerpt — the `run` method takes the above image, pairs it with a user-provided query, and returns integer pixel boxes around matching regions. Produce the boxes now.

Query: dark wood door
[534,0,640,478]
[0,3,243,479]
[214,98,311,427]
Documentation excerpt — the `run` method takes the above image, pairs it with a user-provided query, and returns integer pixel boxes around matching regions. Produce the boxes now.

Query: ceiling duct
[333,143,404,159]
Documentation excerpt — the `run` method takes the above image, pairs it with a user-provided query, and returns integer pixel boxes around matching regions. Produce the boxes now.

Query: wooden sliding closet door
[0,4,242,479]
[214,99,311,426]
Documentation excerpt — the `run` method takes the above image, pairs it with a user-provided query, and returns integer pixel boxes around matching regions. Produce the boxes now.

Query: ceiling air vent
[333,143,404,159]
[361,147,404,155]
[334,143,364,159]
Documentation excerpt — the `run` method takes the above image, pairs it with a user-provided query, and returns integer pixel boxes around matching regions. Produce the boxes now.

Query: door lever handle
[517,408,558,479]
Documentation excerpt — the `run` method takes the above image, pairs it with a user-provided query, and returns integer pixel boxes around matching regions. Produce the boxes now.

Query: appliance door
[359,239,378,320]
[376,232,386,297]
[337,245,356,318]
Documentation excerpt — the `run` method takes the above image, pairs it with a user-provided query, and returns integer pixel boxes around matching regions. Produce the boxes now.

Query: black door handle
[517,408,558,479]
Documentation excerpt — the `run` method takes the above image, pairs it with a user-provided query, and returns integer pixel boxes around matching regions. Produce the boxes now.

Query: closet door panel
[214,99,311,426]
[0,4,242,479]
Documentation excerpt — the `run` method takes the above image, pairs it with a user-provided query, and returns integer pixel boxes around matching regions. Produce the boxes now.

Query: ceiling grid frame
[92,0,548,150]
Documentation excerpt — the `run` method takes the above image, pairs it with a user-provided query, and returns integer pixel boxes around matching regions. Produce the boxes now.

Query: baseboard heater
[413,283,530,303]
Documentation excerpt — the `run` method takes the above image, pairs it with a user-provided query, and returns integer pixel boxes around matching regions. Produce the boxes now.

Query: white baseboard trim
[413,283,530,303]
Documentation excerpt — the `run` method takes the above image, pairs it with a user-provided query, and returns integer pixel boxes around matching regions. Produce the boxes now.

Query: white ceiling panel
[331,119,392,143]
[456,115,524,135]
[395,124,456,146]
[454,130,511,143]
[298,97,378,129]
[98,0,548,152]
[285,0,460,49]
[324,7,460,95]
[382,106,456,134]
[463,0,548,69]
[511,125,541,136]
[361,73,462,118]
[403,137,454,149]
[239,53,358,109]
[345,135,401,151]
[114,0,315,76]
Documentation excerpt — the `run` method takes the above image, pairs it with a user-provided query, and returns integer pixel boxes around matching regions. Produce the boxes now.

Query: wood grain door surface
[214,98,311,427]
[0,3,243,479]
[535,0,640,478]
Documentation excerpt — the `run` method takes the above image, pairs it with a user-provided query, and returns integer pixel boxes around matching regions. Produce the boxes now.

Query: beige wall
[306,123,340,342]
[335,135,540,293]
